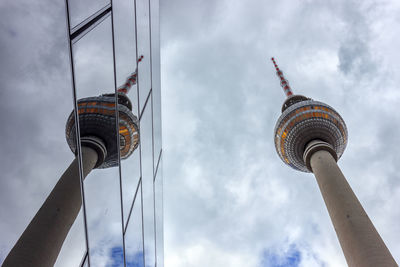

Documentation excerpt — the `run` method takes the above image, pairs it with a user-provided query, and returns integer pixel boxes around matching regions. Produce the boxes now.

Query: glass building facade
[59,0,163,266]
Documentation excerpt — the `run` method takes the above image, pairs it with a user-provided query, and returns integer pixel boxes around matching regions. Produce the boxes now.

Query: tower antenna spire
[271,57,293,97]
[117,55,144,94]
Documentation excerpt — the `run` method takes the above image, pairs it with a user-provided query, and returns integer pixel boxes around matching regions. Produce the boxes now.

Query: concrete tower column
[3,90,139,266]
[2,145,99,267]
[304,140,397,267]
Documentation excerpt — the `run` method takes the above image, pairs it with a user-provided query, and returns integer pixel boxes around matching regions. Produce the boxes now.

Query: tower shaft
[306,141,397,267]
[2,146,98,267]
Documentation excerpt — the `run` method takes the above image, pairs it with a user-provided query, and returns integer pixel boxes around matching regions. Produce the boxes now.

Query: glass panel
[73,19,114,99]
[0,10,84,265]
[113,0,141,228]
[113,0,137,92]
[154,156,163,267]
[140,99,156,267]
[54,212,86,267]
[125,183,145,267]
[151,79,161,166]
[69,16,124,266]
[149,0,162,160]
[121,134,141,228]
[68,0,110,28]
[135,0,152,113]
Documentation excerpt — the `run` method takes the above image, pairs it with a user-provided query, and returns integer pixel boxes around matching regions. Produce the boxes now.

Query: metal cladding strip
[70,4,112,43]
[117,55,144,94]
[271,57,293,97]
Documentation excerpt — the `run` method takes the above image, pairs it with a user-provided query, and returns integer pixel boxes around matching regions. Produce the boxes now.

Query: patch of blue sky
[126,251,144,267]
[261,244,301,267]
[110,246,124,267]
[110,246,144,267]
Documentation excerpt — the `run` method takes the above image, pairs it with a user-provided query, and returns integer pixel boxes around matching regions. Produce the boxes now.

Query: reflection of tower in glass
[272,57,397,267]
[66,55,143,169]
[65,92,139,169]
[3,66,141,267]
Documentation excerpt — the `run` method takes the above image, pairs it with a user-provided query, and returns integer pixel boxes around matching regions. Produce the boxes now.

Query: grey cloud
[337,1,377,76]
[338,36,376,76]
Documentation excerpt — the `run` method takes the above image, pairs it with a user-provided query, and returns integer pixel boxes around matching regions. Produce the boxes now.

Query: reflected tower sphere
[65,92,139,169]
[3,72,140,266]
[271,57,397,267]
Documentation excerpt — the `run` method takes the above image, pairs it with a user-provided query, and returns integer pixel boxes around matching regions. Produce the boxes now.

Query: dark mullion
[109,1,127,266]
[70,4,112,42]
[153,149,162,183]
[64,0,92,265]
[124,178,143,235]
[79,251,88,267]
[139,88,152,121]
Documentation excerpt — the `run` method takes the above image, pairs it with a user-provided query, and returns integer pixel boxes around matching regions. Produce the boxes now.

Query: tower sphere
[274,95,348,172]
[65,92,139,169]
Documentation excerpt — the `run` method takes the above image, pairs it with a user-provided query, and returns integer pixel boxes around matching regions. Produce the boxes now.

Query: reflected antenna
[117,55,144,94]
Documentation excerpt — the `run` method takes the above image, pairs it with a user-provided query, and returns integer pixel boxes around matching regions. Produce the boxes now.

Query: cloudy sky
[1,0,400,266]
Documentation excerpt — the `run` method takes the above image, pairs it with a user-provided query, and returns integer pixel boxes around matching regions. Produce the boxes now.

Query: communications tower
[3,64,141,266]
[272,57,397,267]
